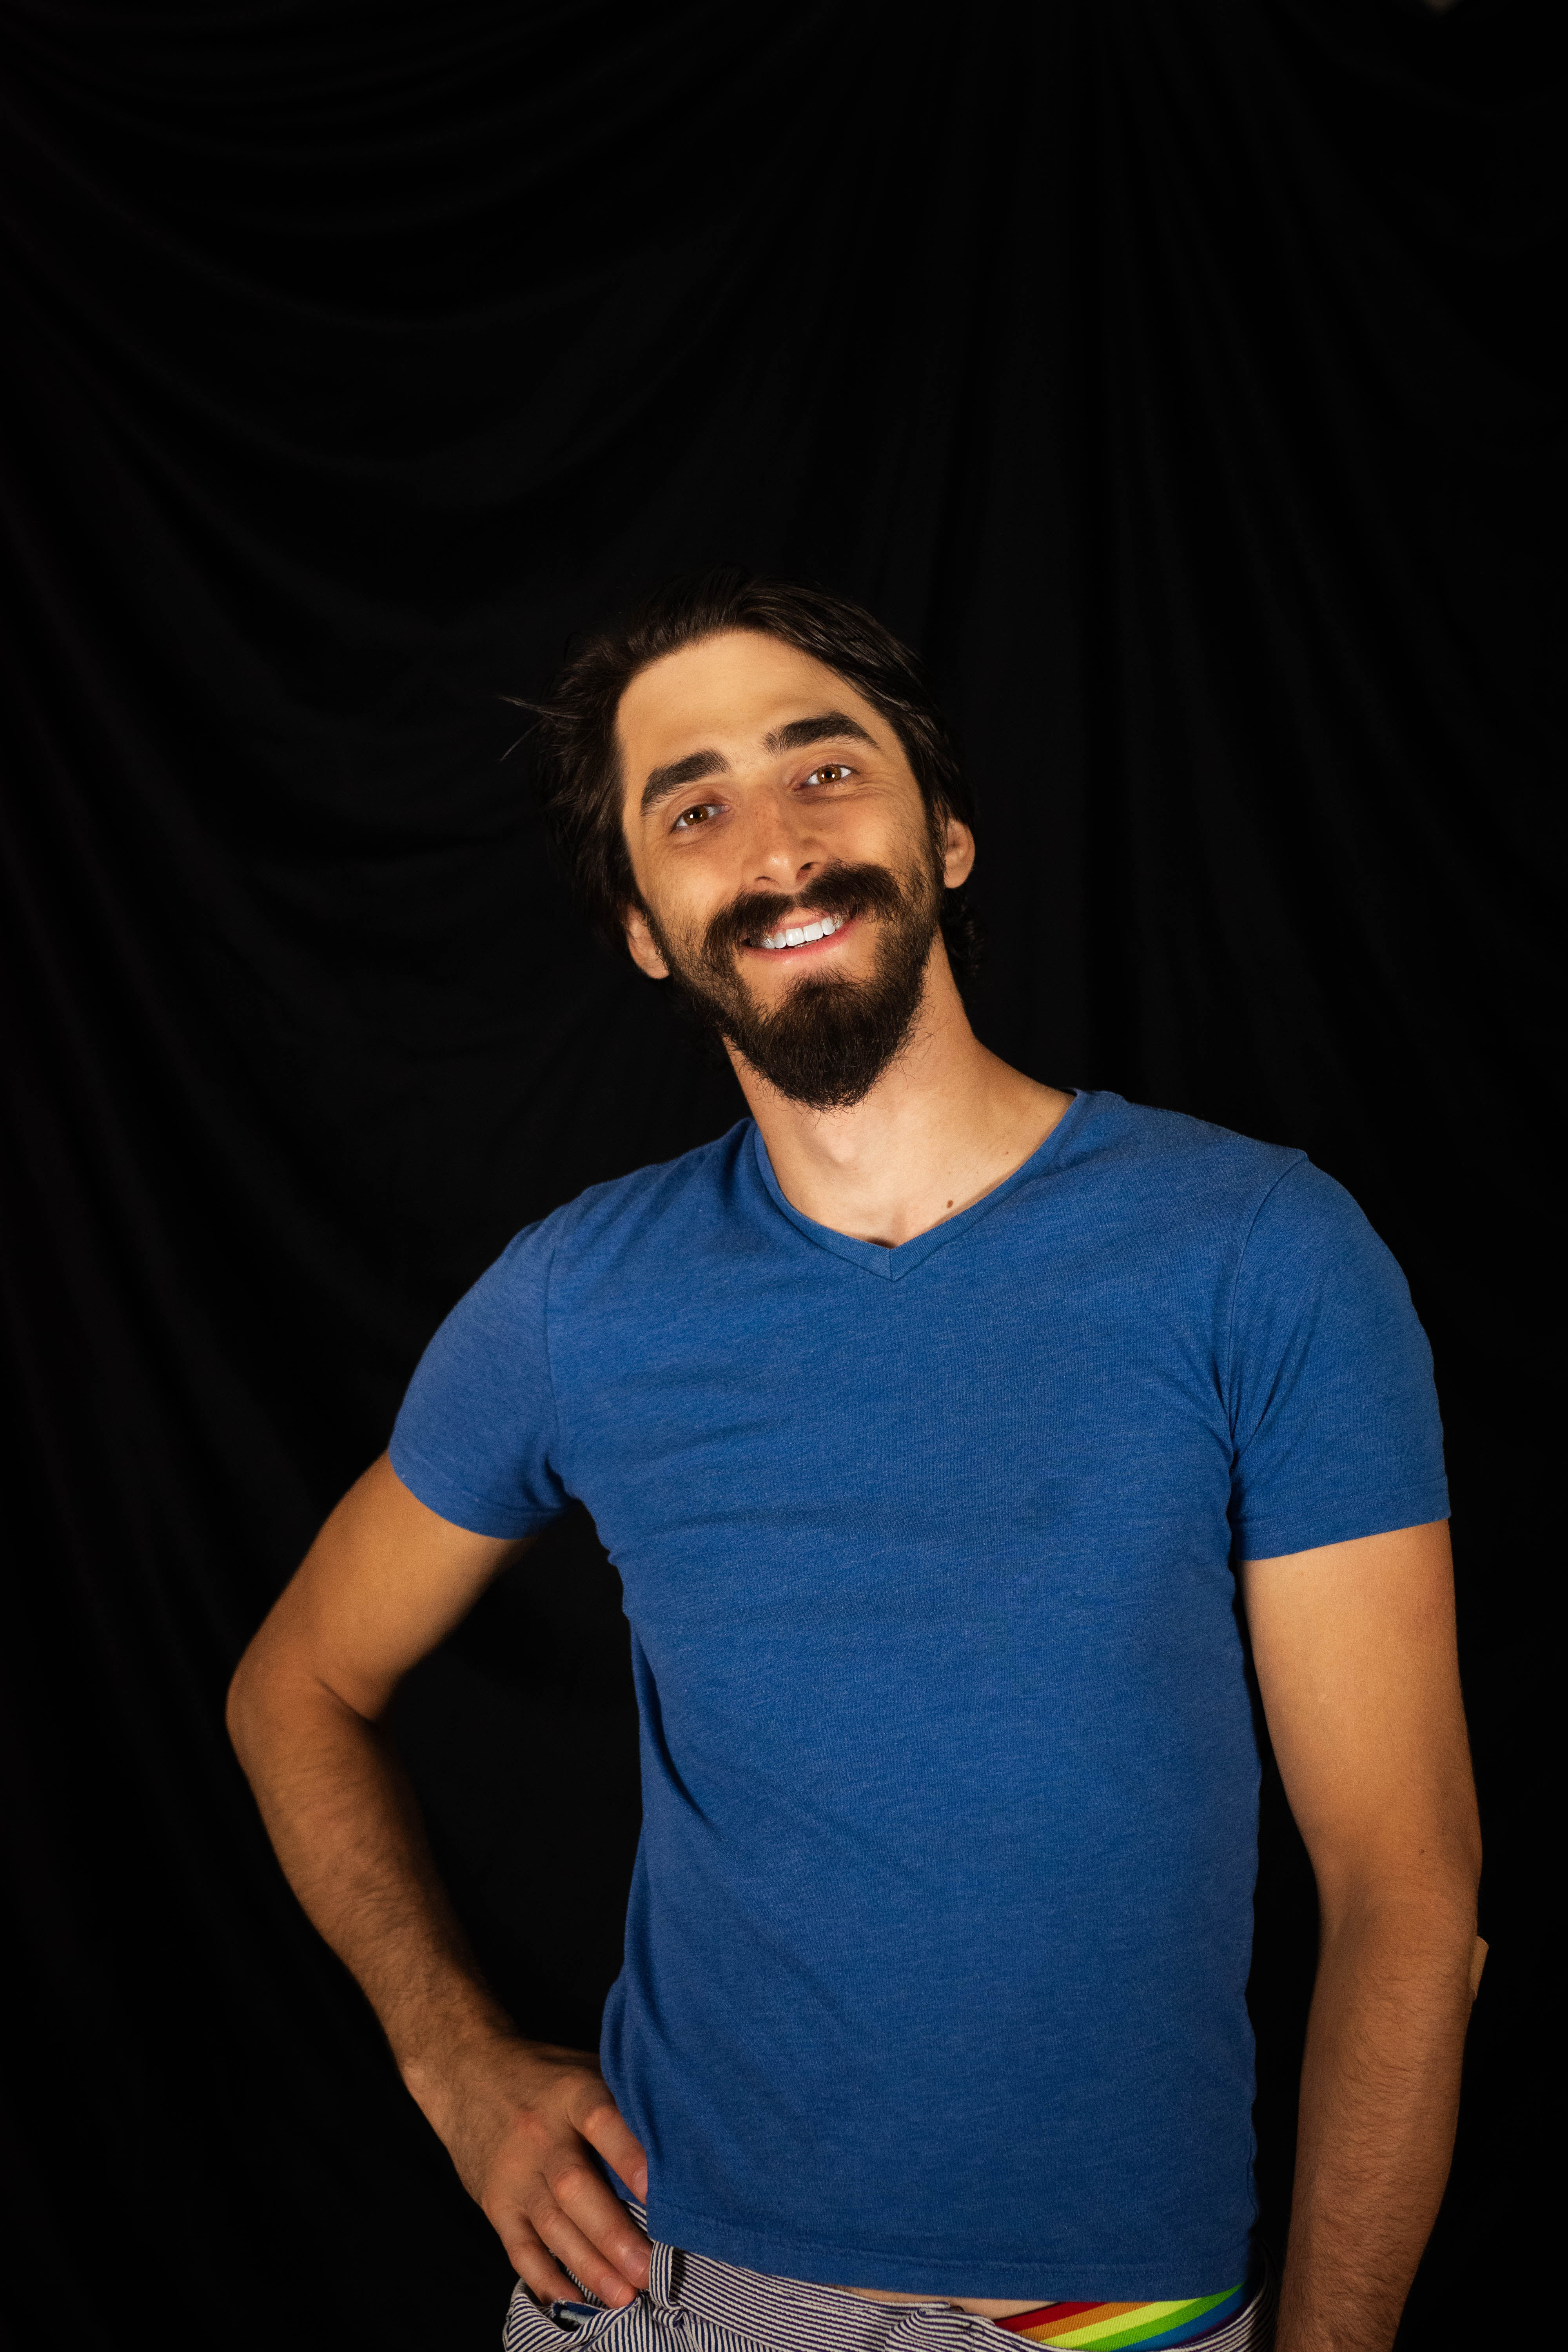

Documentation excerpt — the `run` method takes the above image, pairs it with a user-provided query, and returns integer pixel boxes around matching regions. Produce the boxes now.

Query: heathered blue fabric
[389,1090,1447,2299]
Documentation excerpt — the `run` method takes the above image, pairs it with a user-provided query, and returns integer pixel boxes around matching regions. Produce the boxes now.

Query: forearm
[227,1660,514,2092]
[1276,1893,1478,2352]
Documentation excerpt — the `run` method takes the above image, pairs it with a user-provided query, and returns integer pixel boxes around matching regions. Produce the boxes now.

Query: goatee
[645,852,944,1112]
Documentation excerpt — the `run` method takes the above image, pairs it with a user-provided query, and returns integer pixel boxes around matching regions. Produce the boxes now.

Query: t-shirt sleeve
[388,1220,571,1539]
[1226,1160,1448,1559]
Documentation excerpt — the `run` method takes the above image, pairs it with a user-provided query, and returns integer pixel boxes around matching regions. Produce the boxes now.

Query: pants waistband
[509,2202,1274,2352]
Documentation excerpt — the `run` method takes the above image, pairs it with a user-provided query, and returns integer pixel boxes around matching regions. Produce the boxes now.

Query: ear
[940,814,976,891]
[622,902,671,981]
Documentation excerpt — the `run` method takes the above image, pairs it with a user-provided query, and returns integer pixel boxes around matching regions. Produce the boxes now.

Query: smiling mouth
[747,913,853,955]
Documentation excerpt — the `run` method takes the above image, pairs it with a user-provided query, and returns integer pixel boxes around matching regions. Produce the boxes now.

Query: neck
[730,948,1073,1248]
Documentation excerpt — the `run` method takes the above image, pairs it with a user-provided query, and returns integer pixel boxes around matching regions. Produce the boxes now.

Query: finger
[550,2155,653,2288]
[530,2194,647,2307]
[498,2216,596,2310]
[575,2093,651,2204]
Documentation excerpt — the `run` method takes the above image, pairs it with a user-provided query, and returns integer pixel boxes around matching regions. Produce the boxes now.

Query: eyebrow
[639,712,877,817]
[764,711,876,755]
[640,747,729,816]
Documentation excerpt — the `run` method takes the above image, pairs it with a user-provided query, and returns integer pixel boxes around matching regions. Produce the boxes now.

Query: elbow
[225,1636,270,1775]
[1459,1825,1484,1916]
[1317,1820,1482,1953]
[225,1653,252,1769]
[1410,1831,1483,1930]
[1445,1789,1485,1924]
[1423,1809,1482,1931]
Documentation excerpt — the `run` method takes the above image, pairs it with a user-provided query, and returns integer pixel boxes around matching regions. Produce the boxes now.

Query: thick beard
[643,849,944,1112]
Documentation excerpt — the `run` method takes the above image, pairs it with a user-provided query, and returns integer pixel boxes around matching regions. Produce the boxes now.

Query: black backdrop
[2,2,1561,2346]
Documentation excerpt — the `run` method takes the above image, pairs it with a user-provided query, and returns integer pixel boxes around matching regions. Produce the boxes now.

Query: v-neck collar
[748,1090,1088,1281]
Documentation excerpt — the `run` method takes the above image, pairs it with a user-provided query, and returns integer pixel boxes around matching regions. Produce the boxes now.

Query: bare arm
[227,1454,652,2307]
[1243,1521,1482,2352]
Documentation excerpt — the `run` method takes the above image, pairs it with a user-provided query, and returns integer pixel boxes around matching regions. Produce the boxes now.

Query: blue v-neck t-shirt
[388,1089,1447,2298]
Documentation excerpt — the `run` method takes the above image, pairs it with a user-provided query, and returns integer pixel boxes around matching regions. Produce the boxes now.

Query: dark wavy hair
[520,569,983,985]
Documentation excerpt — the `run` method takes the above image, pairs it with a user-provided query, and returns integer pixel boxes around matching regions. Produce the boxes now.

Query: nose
[742,787,824,896]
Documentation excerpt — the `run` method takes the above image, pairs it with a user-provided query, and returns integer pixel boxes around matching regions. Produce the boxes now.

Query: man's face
[616,631,974,1109]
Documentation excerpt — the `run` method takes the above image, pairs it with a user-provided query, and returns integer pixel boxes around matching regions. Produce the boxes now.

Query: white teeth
[757,913,842,951]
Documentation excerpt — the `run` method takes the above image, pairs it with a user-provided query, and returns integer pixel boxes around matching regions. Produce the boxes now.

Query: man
[228,574,1482,2352]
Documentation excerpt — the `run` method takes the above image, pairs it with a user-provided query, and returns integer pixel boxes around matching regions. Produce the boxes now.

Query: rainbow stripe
[993,2282,1248,2349]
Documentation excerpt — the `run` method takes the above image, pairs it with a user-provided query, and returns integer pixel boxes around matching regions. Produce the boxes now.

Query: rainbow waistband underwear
[993,2279,1251,2349]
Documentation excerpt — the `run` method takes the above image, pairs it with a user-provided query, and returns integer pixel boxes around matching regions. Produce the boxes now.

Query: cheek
[630,915,671,974]
[827,800,926,873]
[636,860,731,968]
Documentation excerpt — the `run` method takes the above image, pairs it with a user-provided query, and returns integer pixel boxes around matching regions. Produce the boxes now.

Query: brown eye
[671,802,716,830]
[806,763,853,786]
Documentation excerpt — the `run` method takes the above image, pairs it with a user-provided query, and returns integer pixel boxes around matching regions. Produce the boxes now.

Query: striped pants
[503,2210,1274,2352]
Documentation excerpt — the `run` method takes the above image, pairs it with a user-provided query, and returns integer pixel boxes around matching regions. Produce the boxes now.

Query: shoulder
[1067,1091,1307,1225]
[489,1118,757,1287]
[405,1122,756,1377]
[1061,1097,1402,1302]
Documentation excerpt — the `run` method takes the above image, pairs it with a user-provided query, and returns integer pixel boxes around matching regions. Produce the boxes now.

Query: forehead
[615,630,886,770]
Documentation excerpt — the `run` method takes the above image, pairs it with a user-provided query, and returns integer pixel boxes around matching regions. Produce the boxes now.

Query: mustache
[701,862,912,965]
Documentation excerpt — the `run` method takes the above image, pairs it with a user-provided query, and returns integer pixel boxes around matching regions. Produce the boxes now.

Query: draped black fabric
[1,2,1560,2344]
